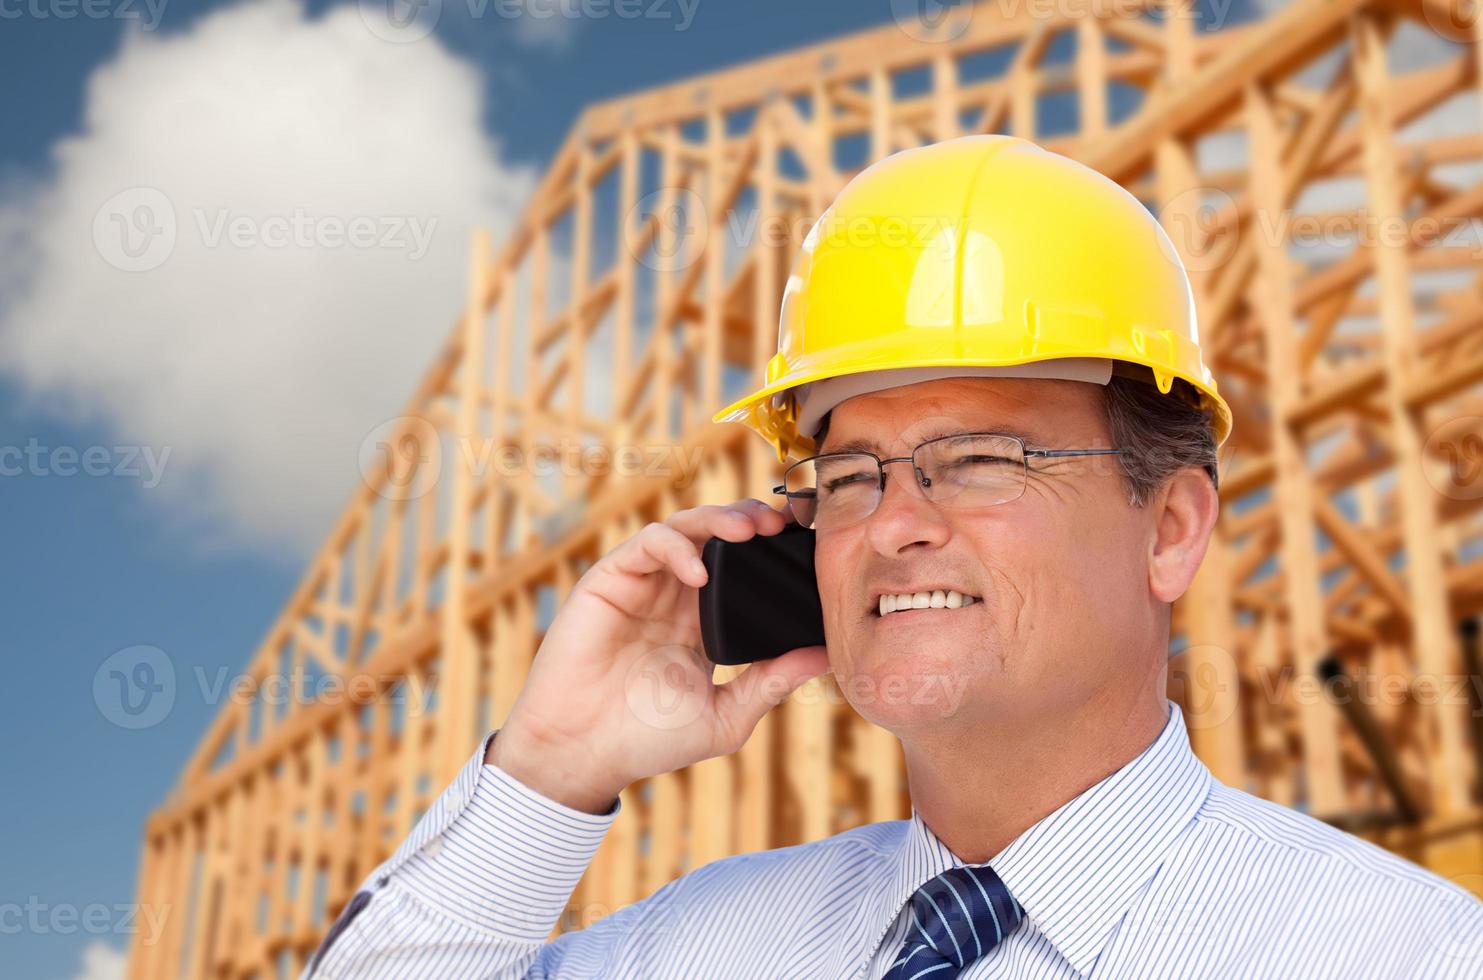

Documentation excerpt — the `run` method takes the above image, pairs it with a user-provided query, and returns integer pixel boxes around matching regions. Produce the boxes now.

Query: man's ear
[1148,468,1220,604]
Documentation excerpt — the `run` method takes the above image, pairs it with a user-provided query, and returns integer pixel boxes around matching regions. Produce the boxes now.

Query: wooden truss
[128,1,1483,976]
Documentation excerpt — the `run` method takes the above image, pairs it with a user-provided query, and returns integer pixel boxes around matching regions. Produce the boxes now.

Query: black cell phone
[699,522,826,666]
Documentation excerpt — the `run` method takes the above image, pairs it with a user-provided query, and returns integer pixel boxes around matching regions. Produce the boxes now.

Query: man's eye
[950,454,1014,466]
[822,472,874,491]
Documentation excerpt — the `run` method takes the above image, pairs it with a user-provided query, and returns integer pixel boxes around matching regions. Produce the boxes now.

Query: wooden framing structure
[128,1,1483,975]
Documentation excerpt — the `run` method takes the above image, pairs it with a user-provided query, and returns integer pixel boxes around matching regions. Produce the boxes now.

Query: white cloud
[0,0,536,562]
[70,941,127,980]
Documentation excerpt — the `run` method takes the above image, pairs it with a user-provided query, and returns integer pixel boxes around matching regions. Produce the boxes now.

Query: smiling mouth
[874,590,981,618]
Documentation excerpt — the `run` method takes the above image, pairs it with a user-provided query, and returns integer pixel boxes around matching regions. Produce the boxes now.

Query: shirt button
[423,837,444,859]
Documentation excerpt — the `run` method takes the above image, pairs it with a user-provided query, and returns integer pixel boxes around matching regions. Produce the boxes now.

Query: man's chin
[835,647,980,731]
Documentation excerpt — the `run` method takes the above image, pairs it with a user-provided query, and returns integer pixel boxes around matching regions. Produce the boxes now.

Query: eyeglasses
[773,432,1130,530]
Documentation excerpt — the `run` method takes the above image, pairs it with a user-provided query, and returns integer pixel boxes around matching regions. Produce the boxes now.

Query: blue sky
[0,2,1293,977]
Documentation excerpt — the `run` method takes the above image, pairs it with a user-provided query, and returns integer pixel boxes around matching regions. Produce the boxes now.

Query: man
[307,136,1483,978]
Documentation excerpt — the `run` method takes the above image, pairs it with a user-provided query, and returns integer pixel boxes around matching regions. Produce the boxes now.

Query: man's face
[812,377,1160,735]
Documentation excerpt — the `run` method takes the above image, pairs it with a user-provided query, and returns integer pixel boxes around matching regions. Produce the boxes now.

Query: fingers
[665,499,786,546]
[607,521,711,588]
[600,500,785,587]
[711,645,831,750]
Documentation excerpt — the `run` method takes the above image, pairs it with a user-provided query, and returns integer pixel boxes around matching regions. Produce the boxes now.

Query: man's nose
[864,461,951,556]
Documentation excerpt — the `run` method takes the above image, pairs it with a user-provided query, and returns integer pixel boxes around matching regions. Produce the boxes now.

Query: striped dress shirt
[307,700,1483,978]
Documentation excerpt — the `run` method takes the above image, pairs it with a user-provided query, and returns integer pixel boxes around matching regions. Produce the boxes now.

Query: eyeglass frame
[771,431,1131,527]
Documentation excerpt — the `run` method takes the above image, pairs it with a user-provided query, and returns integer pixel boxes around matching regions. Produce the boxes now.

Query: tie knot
[890,864,1025,976]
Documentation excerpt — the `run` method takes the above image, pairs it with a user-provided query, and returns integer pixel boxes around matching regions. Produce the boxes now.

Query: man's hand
[485,499,831,814]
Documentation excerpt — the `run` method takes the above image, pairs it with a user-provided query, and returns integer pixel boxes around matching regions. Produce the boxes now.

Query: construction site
[125,0,1483,976]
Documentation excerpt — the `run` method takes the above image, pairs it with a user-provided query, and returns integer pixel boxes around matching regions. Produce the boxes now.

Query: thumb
[713,645,830,745]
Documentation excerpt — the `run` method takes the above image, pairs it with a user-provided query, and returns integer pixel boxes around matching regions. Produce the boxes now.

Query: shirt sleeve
[304,729,622,979]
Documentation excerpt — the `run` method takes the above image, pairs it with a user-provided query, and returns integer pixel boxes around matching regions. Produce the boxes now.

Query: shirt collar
[868,700,1212,978]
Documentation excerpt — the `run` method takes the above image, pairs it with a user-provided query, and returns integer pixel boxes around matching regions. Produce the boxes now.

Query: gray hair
[1101,370,1219,506]
[809,367,1220,508]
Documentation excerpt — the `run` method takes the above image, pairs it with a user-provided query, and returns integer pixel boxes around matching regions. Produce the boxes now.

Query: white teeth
[877,590,979,616]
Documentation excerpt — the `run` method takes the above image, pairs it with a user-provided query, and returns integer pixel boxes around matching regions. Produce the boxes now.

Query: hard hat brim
[714,352,1233,461]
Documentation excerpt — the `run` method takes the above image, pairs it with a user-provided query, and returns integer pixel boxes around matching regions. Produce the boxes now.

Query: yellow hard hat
[712,135,1232,460]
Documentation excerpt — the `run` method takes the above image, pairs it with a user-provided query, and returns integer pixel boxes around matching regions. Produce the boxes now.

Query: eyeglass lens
[783,433,1027,529]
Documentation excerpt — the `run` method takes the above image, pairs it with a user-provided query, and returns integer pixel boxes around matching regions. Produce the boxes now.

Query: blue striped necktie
[883,864,1026,979]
